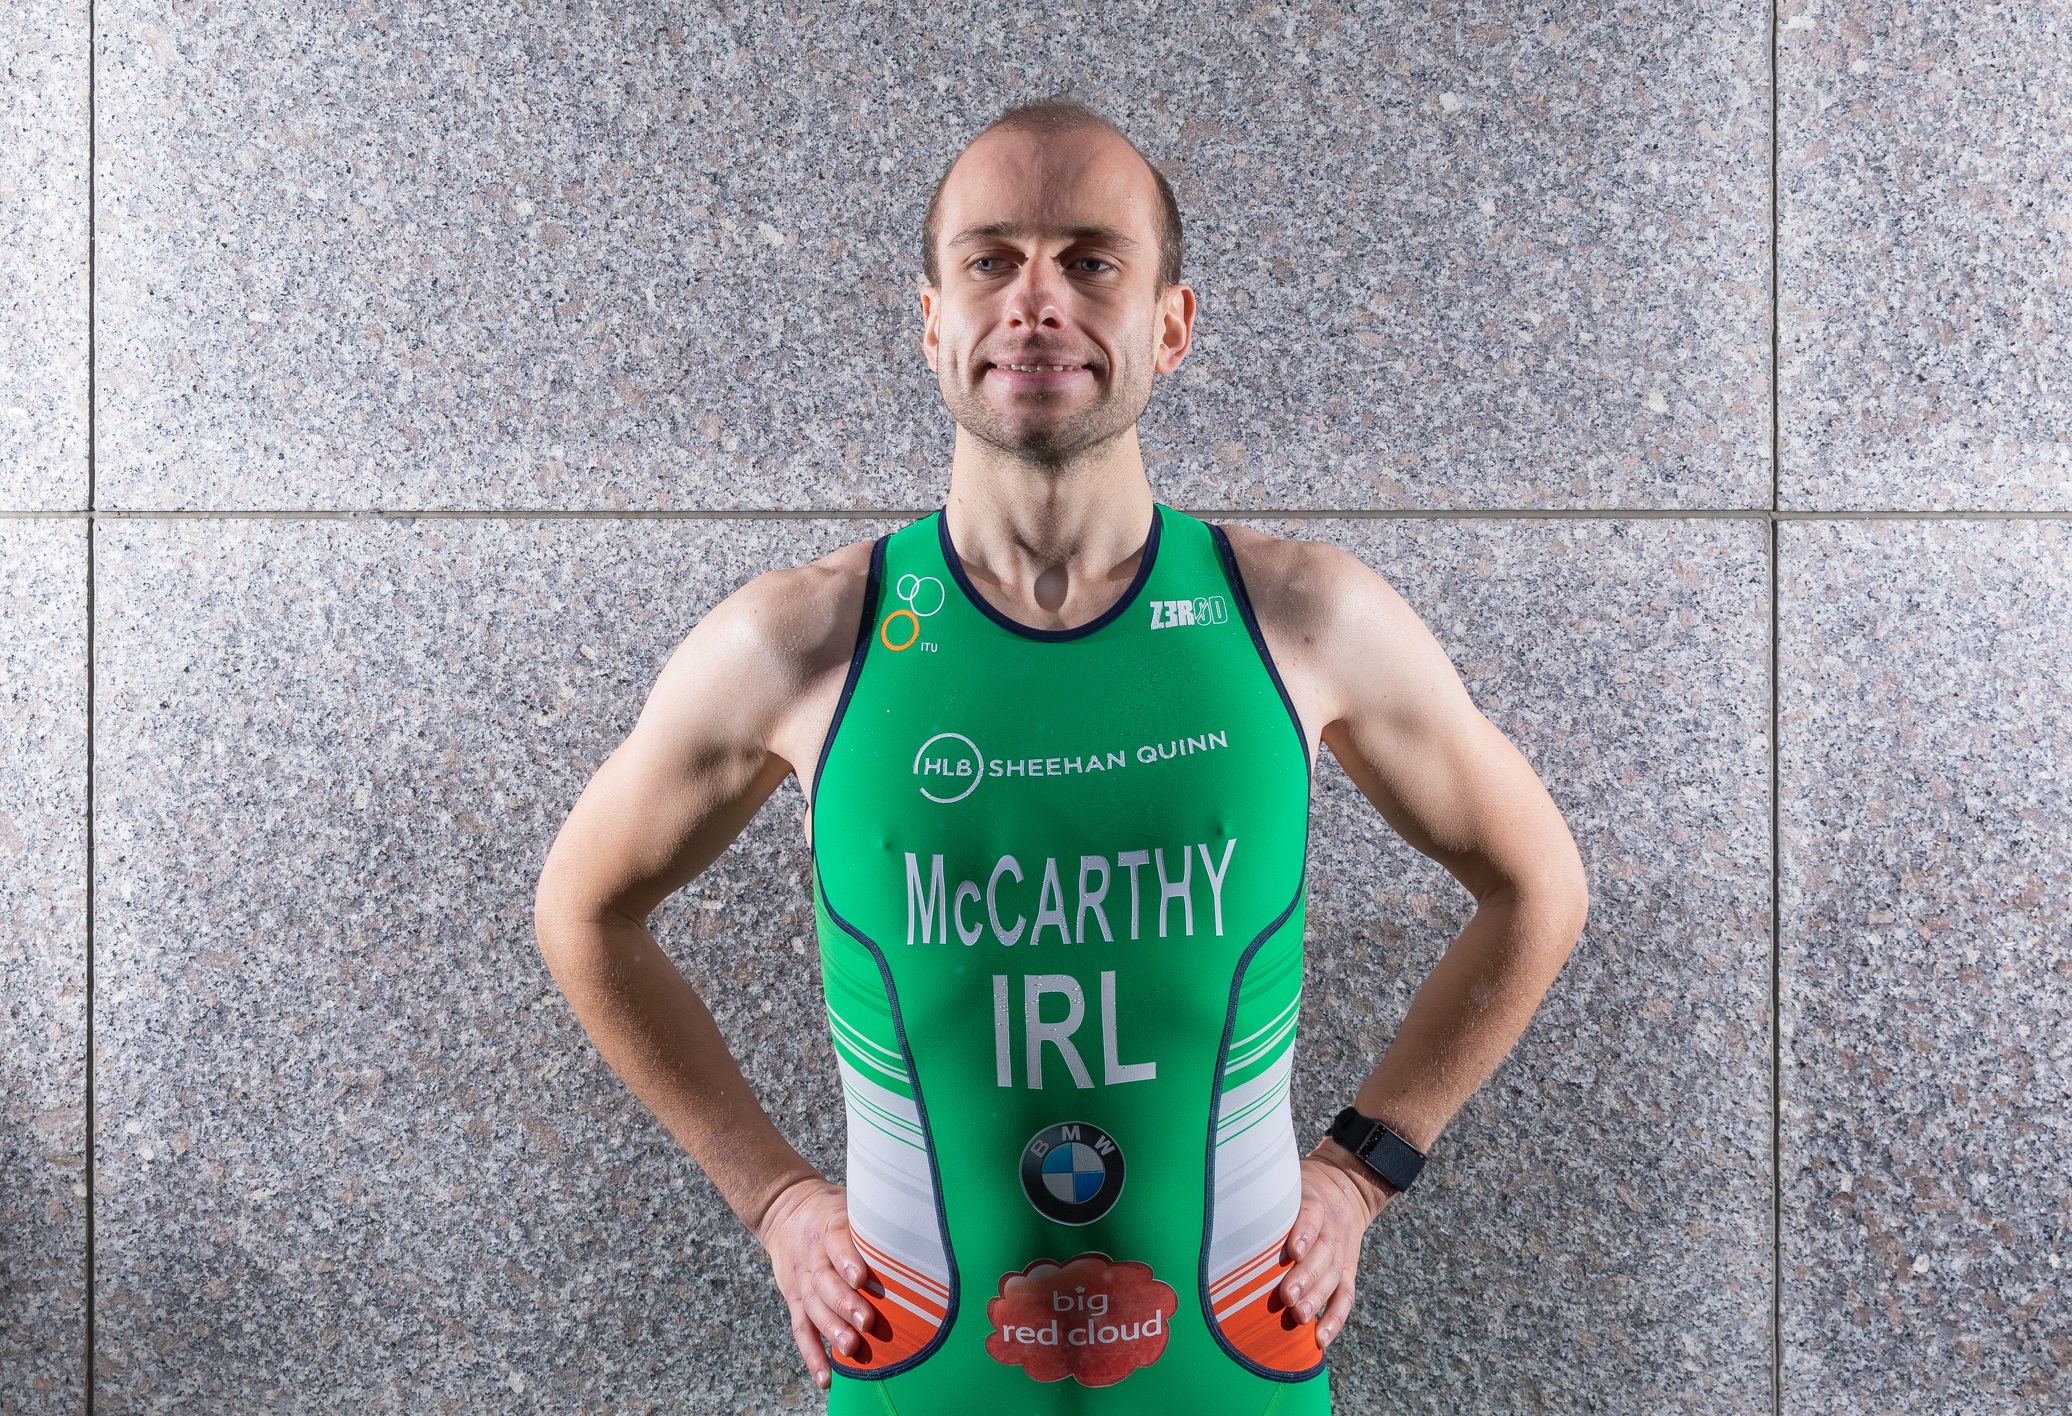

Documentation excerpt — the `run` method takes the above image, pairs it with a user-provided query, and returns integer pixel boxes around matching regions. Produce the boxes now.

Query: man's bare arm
[531,540,877,1387]
[1226,526,1590,1343]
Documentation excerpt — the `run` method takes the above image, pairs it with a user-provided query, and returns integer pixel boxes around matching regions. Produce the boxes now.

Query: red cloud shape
[984,1253,1179,1388]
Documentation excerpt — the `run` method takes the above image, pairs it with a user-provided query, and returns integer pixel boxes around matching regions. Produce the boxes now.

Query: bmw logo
[1019,1121,1126,1226]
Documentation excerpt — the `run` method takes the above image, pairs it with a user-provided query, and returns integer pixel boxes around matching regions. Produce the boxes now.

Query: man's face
[922,126,1194,466]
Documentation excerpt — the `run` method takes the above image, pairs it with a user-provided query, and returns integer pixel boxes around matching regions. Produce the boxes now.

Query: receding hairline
[943,220,1145,253]
[921,101,1184,289]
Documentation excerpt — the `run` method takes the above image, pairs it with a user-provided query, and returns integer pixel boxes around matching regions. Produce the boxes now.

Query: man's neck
[941,425,1158,630]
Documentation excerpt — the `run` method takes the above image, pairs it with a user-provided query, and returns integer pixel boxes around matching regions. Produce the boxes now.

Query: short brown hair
[920,100,1184,290]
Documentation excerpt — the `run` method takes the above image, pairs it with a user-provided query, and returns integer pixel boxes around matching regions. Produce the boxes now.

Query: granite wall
[2,1,2066,1411]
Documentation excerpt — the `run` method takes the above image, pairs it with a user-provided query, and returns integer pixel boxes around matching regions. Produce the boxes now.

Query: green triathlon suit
[810,505,1328,1414]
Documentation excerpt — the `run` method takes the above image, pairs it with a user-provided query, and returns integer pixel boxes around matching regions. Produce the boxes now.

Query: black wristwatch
[1327,1106,1427,1195]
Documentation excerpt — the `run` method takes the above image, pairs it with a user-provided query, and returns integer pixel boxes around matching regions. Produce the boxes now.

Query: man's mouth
[982,357,1096,386]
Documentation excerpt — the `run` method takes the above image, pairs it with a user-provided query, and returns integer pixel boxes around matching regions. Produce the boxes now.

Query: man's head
[920,102,1196,469]
[921,103,1184,290]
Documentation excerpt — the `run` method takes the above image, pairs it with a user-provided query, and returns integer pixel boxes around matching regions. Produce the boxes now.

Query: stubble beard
[939,351,1154,472]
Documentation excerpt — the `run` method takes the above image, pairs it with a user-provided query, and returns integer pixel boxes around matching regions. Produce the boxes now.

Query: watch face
[1333,1111,1422,1191]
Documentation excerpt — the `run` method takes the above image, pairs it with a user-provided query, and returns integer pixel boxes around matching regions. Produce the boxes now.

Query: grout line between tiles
[1771,12,1784,522]
[1765,0,1781,1409]
[1770,526,1786,1416]
[9,507,2072,523]
[1769,0,1786,1408]
[83,0,97,1408]
[81,511,96,1416]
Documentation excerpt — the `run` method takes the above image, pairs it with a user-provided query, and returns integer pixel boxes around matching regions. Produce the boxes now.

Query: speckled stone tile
[92,517,891,1412]
[1780,3,2072,510]
[1255,517,1773,1410]
[91,513,1771,1407]
[0,0,89,509]
[1780,521,2072,1409]
[0,518,88,1413]
[95,1,1768,512]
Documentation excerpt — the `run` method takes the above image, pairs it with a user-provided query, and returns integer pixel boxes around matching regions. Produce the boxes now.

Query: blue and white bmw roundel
[1019,1122,1126,1225]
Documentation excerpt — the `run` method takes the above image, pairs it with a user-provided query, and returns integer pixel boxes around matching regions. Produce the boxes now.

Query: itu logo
[913,731,984,804]
[881,573,946,652]
[1020,1121,1126,1226]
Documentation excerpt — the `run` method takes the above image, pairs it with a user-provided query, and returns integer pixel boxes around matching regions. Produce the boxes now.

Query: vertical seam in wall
[1768,0,1785,1409]
[1768,520,1784,1416]
[84,0,97,1409]
[1771,4,1783,516]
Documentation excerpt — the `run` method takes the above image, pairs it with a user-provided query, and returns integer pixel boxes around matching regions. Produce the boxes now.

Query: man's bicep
[1318,577,1570,903]
[539,597,795,927]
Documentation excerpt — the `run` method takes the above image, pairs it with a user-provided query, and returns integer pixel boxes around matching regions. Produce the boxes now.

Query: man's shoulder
[1215,523,1396,637]
[632,535,880,774]
[702,535,879,677]
[1211,523,1445,733]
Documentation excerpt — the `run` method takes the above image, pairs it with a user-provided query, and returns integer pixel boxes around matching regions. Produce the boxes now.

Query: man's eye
[1073,258,1114,273]
[971,257,1005,273]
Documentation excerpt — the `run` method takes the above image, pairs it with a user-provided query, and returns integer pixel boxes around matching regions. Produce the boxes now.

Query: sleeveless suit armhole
[811,533,889,806]
[1208,524,1310,772]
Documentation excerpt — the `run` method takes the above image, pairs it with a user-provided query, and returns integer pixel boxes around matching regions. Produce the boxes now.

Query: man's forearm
[1346,880,1582,1152]
[1281,880,1581,1337]
[536,908,819,1235]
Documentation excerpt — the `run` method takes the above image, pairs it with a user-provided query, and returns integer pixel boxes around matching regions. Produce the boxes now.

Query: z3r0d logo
[880,573,946,652]
[1020,1121,1126,1226]
[913,731,984,804]
[1148,595,1228,631]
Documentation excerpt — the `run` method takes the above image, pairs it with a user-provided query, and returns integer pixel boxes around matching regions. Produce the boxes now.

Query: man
[535,101,1587,1413]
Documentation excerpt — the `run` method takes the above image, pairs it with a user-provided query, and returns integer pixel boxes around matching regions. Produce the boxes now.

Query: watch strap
[1328,1106,1427,1193]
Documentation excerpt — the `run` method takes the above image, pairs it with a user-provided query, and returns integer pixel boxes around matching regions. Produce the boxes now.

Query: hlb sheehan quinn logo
[1019,1121,1126,1225]
[913,731,984,804]
[880,573,945,652]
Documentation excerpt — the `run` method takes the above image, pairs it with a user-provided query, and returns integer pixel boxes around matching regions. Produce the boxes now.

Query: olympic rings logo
[879,573,945,652]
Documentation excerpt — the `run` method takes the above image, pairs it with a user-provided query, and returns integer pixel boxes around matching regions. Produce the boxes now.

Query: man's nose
[1003,261,1067,330]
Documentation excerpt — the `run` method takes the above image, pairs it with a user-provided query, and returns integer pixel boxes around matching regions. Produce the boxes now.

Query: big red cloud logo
[984,1253,1179,1388]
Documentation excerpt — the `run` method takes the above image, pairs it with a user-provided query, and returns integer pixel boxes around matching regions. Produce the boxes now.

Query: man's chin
[965,417,1120,467]
[940,375,1149,468]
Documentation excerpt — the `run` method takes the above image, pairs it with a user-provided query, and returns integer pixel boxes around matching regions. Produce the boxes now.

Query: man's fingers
[760,1181,860,1394]
[823,1222,871,1290]
[803,1291,863,1357]
[1287,1242,1346,1324]
[1315,1282,1357,1348]
[1281,1199,1324,1263]
[811,1255,876,1331]
[788,1307,832,1391]
[1277,1230,1340,1320]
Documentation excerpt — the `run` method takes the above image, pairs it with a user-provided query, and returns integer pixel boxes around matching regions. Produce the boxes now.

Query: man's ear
[1153,282,1197,376]
[921,284,942,373]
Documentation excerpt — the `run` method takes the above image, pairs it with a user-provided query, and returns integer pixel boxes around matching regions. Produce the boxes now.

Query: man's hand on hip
[1276,1140,1396,1349]
[756,1176,875,1391]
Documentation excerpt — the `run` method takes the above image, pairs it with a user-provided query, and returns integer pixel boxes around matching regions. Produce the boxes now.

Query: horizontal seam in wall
[7,508,2072,523]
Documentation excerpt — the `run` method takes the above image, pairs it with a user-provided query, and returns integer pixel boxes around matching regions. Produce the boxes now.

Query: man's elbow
[535,849,650,986]
[1492,841,1587,964]
[533,851,601,977]
[533,884,574,975]
[1528,849,1590,957]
